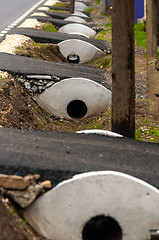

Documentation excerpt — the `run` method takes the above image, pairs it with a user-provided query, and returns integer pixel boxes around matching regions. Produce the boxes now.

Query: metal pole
[112,0,135,138]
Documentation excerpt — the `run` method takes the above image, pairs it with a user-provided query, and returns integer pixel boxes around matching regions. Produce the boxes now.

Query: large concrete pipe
[58,39,106,63]
[64,16,87,24]
[58,23,96,37]
[72,10,90,18]
[24,171,159,240]
[33,78,111,120]
[76,129,123,137]
[74,2,89,11]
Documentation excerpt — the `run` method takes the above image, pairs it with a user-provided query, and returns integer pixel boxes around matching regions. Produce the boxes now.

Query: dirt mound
[0,76,58,131]
[16,41,68,63]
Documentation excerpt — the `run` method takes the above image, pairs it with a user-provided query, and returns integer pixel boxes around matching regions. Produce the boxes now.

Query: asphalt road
[0,127,159,189]
[0,0,44,33]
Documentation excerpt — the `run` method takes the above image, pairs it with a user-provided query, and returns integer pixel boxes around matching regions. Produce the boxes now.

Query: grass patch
[52,2,66,7]
[90,56,112,69]
[43,23,57,32]
[85,7,94,12]
[135,125,159,142]
[134,22,146,48]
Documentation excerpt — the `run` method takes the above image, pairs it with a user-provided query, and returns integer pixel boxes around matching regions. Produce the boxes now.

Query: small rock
[41,180,52,189]
[31,85,38,93]
[5,184,43,208]
[24,81,31,90]
[0,174,40,190]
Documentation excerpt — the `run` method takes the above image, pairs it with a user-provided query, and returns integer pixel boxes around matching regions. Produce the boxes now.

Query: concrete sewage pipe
[58,23,96,37]
[33,78,111,120]
[24,171,159,240]
[58,39,106,64]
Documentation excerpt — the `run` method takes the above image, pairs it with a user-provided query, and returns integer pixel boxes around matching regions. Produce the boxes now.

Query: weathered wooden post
[112,0,135,138]
[147,0,159,114]
[100,0,112,15]
[69,0,75,13]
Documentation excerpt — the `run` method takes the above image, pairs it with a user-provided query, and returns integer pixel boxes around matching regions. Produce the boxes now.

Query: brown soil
[16,40,68,63]
[0,196,47,240]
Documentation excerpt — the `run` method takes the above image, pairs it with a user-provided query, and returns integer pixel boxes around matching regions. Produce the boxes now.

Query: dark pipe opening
[67,53,80,63]
[82,215,122,240]
[67,100,87,119]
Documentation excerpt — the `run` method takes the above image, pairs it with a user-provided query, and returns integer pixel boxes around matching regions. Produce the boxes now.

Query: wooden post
[69,0,75,13]
[147,0,159,114]
[112,0,135,138]
[100,0,107,15]
[157,0,159,45]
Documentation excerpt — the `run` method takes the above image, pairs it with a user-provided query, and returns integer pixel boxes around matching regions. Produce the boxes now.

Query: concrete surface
[77,129,123,137]
[34,78,111,119]
[58,39,106,63]
[24,171,159,240]
[64,16,87,24]
[75,1,88,11]
[73,10,90,18]
[58,23,96,37]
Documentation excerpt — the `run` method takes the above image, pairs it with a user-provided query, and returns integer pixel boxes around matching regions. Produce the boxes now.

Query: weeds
[51,2,66,7]
[43,23,57,32]
[85,7,94,12]
[134,22,146,48]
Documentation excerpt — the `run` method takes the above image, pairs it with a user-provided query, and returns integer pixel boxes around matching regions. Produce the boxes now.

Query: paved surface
[0,127,159,188]
[30,15,91,29]
[0,0,44,33]
[9,28,111,52]
[44,7,92,21]
[0,53,110,87]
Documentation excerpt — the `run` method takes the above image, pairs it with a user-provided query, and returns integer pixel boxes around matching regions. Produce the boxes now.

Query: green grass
[52,2,66,7]
[87,120,101,129]
[135,116,159,142]
[43,23,57,32]
[85,7,94,12]
[134,22,147,48]
[91,56,112,69]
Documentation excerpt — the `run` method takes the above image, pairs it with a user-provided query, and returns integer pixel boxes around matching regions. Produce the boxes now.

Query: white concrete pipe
[24,171,159,240]
[64,16,87,24]
[58,39,105,63]
[58,23,96,37]
[76,129,123,137]
[33,78,111,120]
[75,2,89,11]
[75,0,91,3]
[72,10,89,18]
